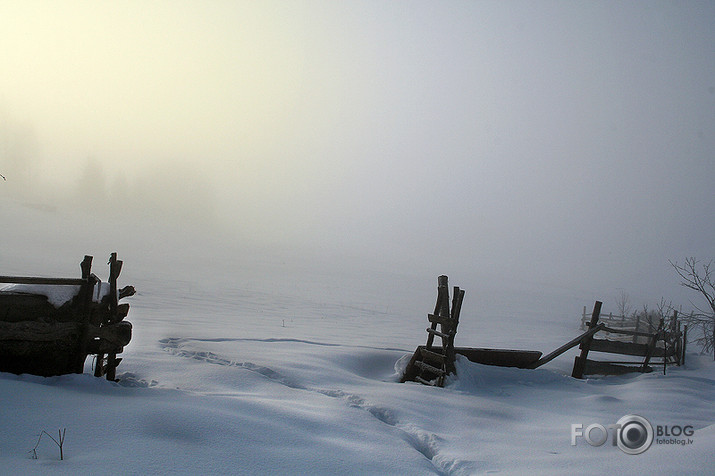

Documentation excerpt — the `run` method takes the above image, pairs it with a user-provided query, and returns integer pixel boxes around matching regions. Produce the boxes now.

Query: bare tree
[670,258,715,359]
[615,290,633,320]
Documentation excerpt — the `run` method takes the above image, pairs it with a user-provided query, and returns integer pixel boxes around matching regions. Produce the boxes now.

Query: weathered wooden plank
[588,339,674,358]
[572,301,602,378]
[0,276,87,285]
[414,360,445,376]
[427,313,455,327]
[420,347,446,363]
[529,323,605,369]
[448,288,465,350]
[450,287,464,322]
[0,320,130,348]
[0,321,82,342]
[585,360,658,365]
[453,347,542,368]
[583,359,652,376]
[589,339,650,356]
[600,326,658,338]
[0,293,59,323]
[426,327,453,339]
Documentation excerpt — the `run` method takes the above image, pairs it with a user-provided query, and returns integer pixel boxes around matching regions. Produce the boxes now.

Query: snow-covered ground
[1,202,713,475]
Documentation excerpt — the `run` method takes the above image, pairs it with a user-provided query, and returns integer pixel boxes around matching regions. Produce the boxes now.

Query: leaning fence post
[572,301,602,379]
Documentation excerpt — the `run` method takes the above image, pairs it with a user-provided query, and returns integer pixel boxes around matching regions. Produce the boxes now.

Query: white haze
[1,1,714,313]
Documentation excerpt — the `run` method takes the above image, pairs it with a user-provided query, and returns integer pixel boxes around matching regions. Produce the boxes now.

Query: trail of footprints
[159,337,457,475]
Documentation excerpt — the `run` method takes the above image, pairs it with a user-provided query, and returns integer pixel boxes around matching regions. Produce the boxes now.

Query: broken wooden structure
[401,276,542,387]
[571,301,686,378]
[0,253,134,380]
[401,281,687,387]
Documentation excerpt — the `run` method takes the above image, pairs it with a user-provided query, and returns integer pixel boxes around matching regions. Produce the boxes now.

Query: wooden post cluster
[93,252,132,380]
[0,253,134,380]
[570,301,686,378]
[401,275,465,387]
[399,289,689,386]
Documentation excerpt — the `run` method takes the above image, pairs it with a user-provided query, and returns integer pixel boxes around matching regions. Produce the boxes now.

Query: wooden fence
[401,276,542,387]
[400,283,690,387]
[0,253,134,380]
[573,302,687,378]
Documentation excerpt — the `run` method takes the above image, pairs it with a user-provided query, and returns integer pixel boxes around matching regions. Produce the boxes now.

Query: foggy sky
[1,1,714,309]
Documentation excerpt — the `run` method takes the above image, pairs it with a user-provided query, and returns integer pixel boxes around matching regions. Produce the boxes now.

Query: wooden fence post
[426,276,449,348]
[572,301,602,378]
[74,255,94,374]
[641,319,663,372]
[105,252,123,381]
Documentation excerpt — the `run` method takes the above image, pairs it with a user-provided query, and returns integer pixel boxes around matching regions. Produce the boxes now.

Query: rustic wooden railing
[400,287,687,387]
[571,301,685,378]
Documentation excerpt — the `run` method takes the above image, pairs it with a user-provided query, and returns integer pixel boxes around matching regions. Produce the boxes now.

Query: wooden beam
[414,360,445,376]
[420,347,446,363]
[426,327,453,339]
[528,323,604,369]
[427,313,454,326]
[456,347,542,368]
[588,339,650,356]
[0,321,81,342]
[600,326,658,338]
[449,288,465,346]
[583,359,653,376]
[0,276,86,286]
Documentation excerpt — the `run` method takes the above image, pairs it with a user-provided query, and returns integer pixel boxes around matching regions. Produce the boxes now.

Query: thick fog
[1,2,713,313]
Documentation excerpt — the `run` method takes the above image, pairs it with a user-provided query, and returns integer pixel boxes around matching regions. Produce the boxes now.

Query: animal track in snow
[159,337,306,390]
[160,337,471,475]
